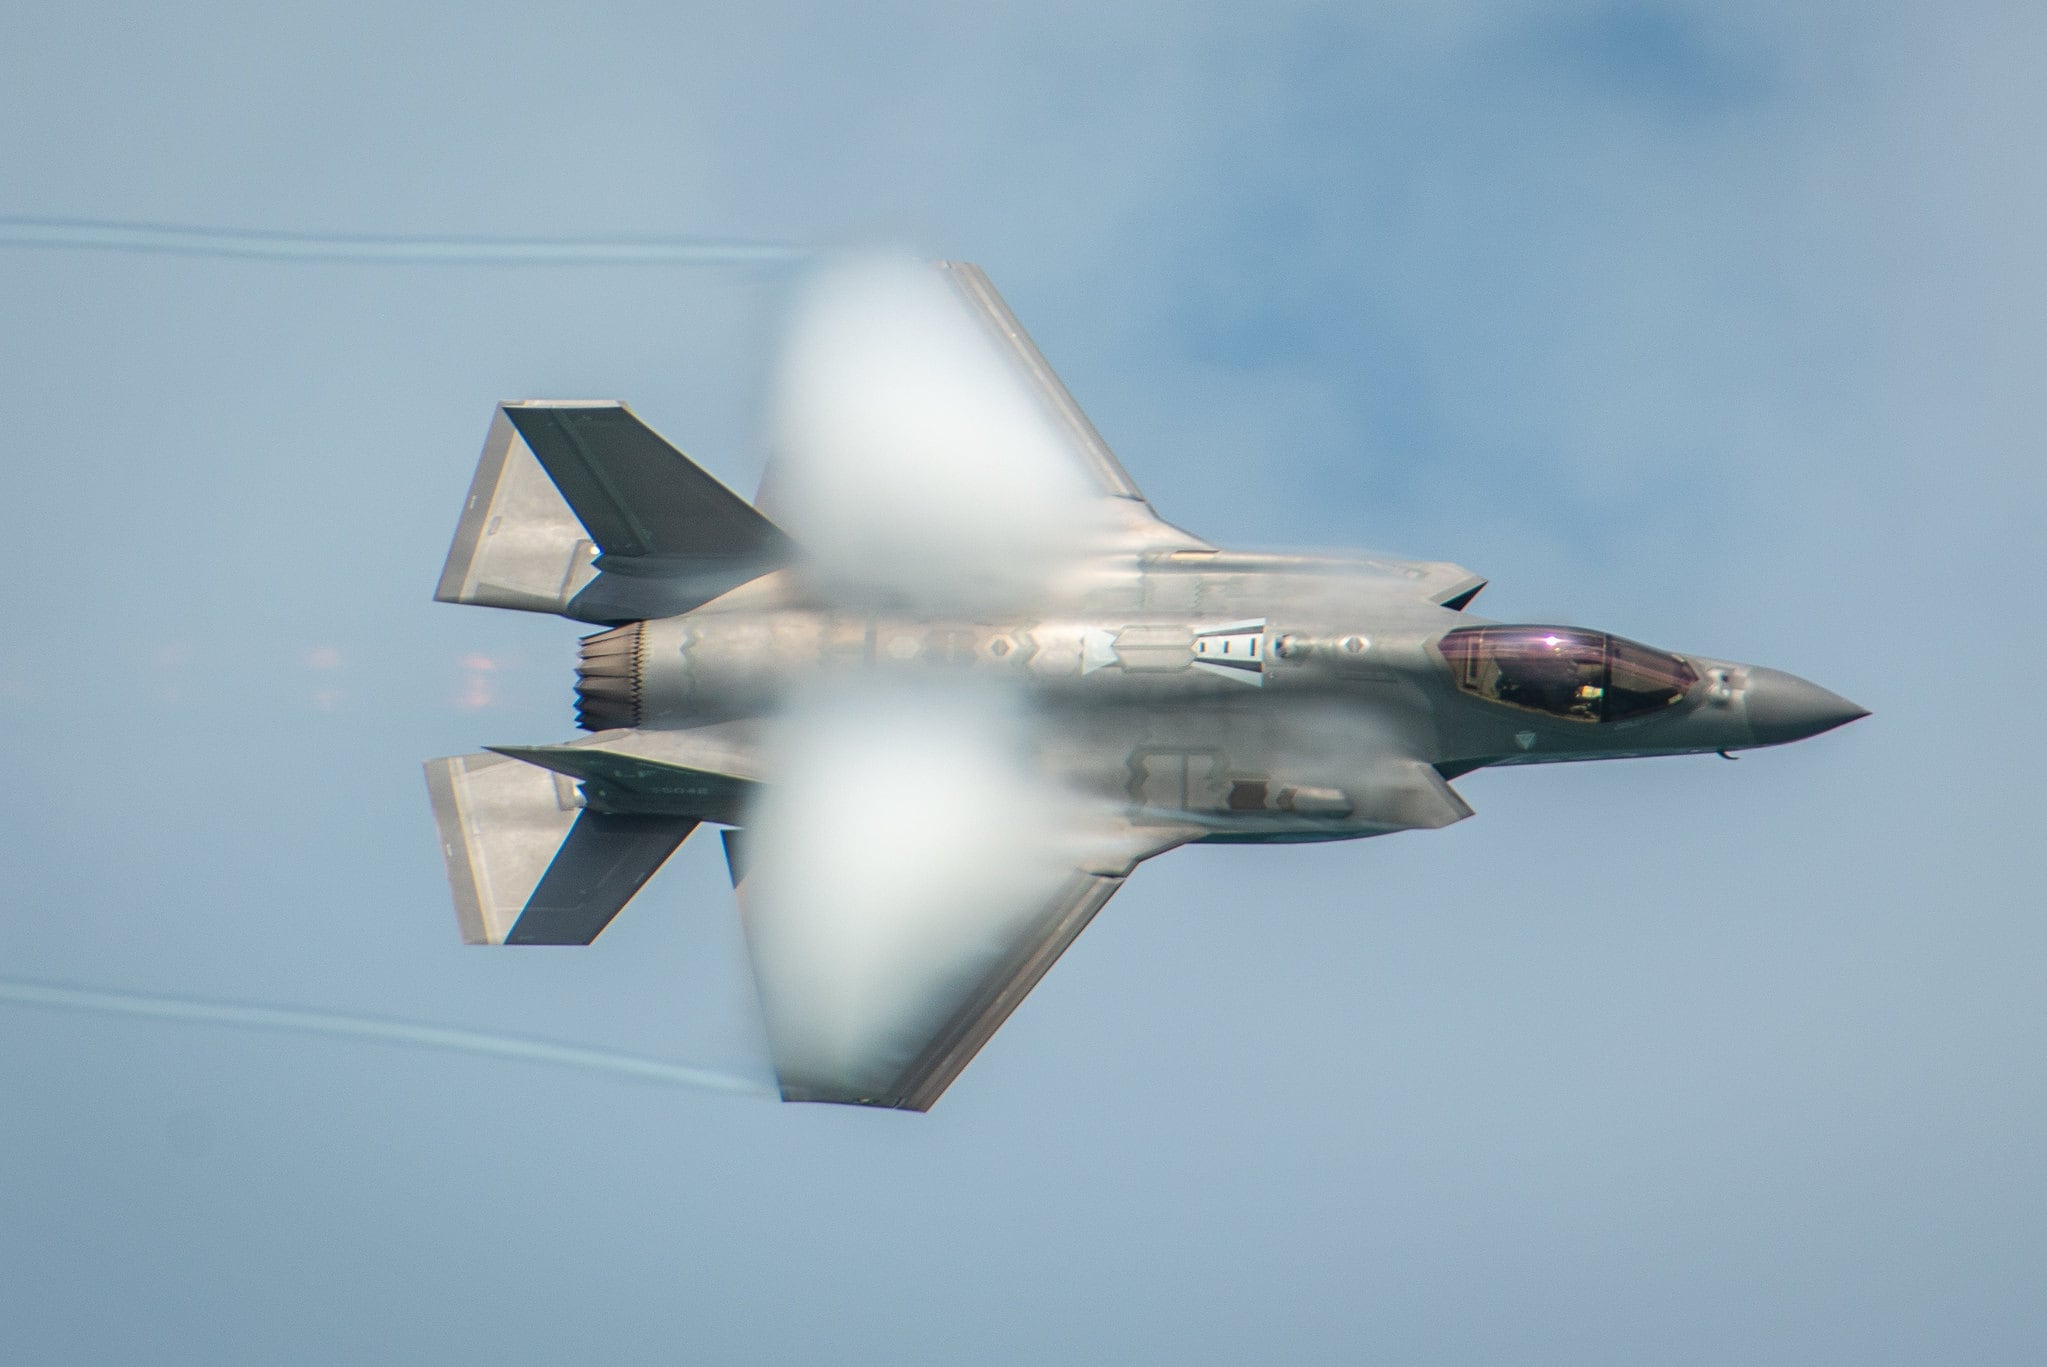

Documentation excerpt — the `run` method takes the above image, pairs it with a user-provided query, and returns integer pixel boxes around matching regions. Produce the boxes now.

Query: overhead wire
[0,215,810,265]
[0,978,772,1098]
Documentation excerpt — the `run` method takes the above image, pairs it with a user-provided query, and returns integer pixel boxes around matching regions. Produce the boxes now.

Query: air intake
[575,623,643,731]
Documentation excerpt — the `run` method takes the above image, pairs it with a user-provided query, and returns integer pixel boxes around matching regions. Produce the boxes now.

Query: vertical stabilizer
[435,407,600,616]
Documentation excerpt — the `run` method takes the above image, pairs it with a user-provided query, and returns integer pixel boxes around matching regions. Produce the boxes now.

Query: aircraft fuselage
[571,549,1865,845]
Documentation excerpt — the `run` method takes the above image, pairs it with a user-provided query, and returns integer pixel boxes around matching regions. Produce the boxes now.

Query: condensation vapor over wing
[740,260,1142,1101]
[766,255,1101,614]
[0,216,811,265]
[740,683,1090,1102]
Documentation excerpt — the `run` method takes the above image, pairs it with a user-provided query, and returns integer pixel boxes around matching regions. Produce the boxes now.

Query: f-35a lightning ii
[425,259,1865,1111]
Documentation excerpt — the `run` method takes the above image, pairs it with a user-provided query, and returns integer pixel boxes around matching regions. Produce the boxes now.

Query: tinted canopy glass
[1437,626,1697,724]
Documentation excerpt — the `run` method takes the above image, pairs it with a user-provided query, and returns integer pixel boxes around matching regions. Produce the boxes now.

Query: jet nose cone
[1743,667,1871,746]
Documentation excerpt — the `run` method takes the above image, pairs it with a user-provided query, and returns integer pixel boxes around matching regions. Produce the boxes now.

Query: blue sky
[2,4,2042,1363]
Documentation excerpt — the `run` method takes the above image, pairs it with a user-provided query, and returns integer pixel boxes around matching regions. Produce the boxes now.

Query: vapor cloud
[740,681,1081,1096]
[766,255,1102,613]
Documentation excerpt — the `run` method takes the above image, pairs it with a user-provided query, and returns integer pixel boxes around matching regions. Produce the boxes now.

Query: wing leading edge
[722,819,1193,1111]
[932,260,1146,503]
[754,259,1207,558]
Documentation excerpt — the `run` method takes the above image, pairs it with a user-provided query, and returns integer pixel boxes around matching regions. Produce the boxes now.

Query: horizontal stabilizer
[500,403,788,563]
[424,752,693,945]
[436,402,795,623]
[507,812,695,945]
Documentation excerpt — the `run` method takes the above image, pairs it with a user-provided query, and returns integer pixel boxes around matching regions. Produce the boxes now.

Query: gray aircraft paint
[426,262,1865,1111]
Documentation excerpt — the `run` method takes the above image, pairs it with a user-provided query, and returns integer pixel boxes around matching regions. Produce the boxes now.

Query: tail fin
[435,402,792,623]
[423,752,693,945]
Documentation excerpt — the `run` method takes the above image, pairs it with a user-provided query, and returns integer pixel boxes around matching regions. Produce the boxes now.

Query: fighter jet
[425,258,1866,1111]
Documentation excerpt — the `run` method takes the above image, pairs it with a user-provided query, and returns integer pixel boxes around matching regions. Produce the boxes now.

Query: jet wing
[759,259,1208,571]
[723,817,1195,1111]
[931,261,1147,504]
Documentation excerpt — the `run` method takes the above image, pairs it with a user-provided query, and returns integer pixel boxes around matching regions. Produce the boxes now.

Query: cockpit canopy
[1436,626,1698,724]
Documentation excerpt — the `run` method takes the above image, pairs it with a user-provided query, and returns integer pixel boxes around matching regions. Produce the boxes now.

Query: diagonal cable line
[0,216,810,264]
[0,977,772,1097]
